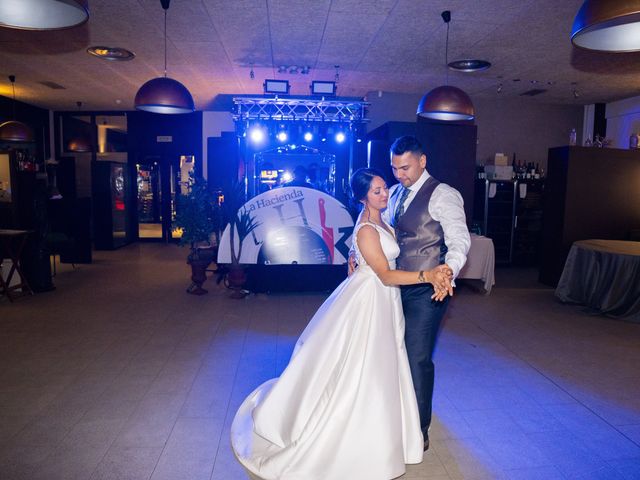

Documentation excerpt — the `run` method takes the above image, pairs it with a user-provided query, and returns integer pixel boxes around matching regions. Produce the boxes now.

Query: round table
[555,239,640,321]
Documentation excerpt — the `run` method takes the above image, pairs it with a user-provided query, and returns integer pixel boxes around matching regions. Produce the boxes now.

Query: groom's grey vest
[395,176,446,272]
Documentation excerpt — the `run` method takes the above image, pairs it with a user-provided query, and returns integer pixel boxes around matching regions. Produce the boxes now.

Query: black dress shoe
[423,435,430,451]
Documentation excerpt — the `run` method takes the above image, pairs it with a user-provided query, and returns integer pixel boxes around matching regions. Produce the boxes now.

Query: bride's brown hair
[349,168,384,210]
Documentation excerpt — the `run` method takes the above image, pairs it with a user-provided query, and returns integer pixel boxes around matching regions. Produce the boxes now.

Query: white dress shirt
[383,170,470,279]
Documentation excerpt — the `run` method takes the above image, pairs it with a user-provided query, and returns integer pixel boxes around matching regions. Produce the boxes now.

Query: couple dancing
[231,136,471,479]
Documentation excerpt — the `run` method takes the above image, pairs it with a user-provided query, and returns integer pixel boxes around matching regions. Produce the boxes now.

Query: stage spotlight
[277,130,288,142]
[249,126,265,144]
[335,132,346,143]
[304,131,313,142]
[282,171,293,182]
[356,138,362,143]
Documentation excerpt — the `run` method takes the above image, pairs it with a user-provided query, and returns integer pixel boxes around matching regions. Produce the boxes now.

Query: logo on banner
[217,187,354,265]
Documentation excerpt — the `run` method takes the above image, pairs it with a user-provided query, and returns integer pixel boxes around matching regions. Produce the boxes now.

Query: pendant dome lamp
[67,102,92,152]
[571,0,640,52]
[417,11,475,122]
[134,0,194,114]
[0,75,34,143]
[0,0,88,30]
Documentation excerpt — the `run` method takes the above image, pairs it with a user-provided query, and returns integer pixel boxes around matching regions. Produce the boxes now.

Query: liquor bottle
[569,128,577,146]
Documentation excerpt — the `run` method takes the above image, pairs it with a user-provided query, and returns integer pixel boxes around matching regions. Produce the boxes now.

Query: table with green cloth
[555,239,640,321]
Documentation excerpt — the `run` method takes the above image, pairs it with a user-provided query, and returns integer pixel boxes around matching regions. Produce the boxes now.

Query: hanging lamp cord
[9,75,17,120]
[164,8,167,77]
[445,21,450,85]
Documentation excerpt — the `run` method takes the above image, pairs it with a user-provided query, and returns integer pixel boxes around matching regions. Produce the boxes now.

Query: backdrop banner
[217,187,354,265]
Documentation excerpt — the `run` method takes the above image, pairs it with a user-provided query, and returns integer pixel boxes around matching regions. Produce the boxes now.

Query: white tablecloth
[458,234,495,294]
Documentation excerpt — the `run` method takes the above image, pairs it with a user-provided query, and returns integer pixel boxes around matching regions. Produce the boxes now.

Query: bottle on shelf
[630,132,639,149]
[569,128,577,146]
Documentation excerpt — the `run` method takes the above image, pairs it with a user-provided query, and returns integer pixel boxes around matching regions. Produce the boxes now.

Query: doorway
[135,155,182,242]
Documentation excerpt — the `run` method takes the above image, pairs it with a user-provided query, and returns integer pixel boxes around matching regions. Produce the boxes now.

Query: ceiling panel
[0,0,639,110]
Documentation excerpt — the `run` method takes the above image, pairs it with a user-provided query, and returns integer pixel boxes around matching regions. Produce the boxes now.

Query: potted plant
[221,182,260,298]
[175,174,220,295]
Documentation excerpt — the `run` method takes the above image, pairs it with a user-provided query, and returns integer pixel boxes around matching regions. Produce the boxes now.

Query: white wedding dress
[231,221,424,480]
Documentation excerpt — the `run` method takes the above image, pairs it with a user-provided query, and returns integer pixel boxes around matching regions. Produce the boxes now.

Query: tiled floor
[1,243,639,480]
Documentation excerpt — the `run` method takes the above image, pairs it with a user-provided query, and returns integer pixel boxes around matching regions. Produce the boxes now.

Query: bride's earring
[364,203,372,222]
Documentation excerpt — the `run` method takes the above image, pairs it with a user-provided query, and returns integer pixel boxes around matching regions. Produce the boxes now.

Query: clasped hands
[347,253,454,302]
[428,264,453,302]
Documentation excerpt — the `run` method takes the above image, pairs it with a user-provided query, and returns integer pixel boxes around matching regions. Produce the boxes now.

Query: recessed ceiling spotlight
[447,59,492,72]
[87,46,135,61]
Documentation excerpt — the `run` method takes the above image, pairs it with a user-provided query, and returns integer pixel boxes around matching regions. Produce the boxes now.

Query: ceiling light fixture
[571,0,640,52]
[417,11,475,122]
[134,0,194,114]
[87,46,135,61]
[0,0,88,30]
[448,59,492,72]
[0,75,34,143]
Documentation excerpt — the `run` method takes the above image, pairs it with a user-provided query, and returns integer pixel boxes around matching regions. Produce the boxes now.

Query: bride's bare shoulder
[355,221,379,233]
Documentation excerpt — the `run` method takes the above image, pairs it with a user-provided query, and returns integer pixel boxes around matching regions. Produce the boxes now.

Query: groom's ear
[420,154,427,169]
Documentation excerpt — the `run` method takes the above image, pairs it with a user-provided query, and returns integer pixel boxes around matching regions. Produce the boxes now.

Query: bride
[231,168,452,480]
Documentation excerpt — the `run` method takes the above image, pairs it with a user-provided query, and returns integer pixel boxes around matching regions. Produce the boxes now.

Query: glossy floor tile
[1,245,639,479]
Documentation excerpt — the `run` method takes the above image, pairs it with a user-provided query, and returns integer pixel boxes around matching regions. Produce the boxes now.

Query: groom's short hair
[390,136,424,157]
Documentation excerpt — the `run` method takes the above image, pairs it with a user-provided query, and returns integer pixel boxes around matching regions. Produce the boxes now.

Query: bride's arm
[357,225,437,288]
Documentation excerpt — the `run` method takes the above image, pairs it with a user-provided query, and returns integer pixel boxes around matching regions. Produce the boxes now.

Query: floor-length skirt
[231,266,423,480]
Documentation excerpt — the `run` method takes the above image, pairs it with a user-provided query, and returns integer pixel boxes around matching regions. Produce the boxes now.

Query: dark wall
[540,146,640,285]
[367,120,477,224]
[208,132,239,193]
[127,110,203,172]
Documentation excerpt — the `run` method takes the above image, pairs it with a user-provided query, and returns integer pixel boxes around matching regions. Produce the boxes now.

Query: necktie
[393,187,410,226]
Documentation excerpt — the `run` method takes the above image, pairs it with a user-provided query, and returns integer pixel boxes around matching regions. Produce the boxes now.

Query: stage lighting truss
[232,97,370,124]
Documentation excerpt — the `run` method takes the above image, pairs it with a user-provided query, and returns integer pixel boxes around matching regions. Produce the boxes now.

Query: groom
[385,135,470,450]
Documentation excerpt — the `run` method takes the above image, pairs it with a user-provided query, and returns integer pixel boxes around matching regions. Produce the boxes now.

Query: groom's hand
[430,264,454,301]
[347,251,357,276]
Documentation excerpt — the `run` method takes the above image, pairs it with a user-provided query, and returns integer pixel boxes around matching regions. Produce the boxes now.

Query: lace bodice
[353,221,400,269]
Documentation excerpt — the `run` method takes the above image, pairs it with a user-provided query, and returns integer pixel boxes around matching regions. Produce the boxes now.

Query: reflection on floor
[1,244,639,480]
[138,223,163,239]
[138,224,183,239]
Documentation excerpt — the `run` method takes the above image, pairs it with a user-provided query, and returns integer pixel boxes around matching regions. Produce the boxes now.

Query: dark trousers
[401,284,449,435]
